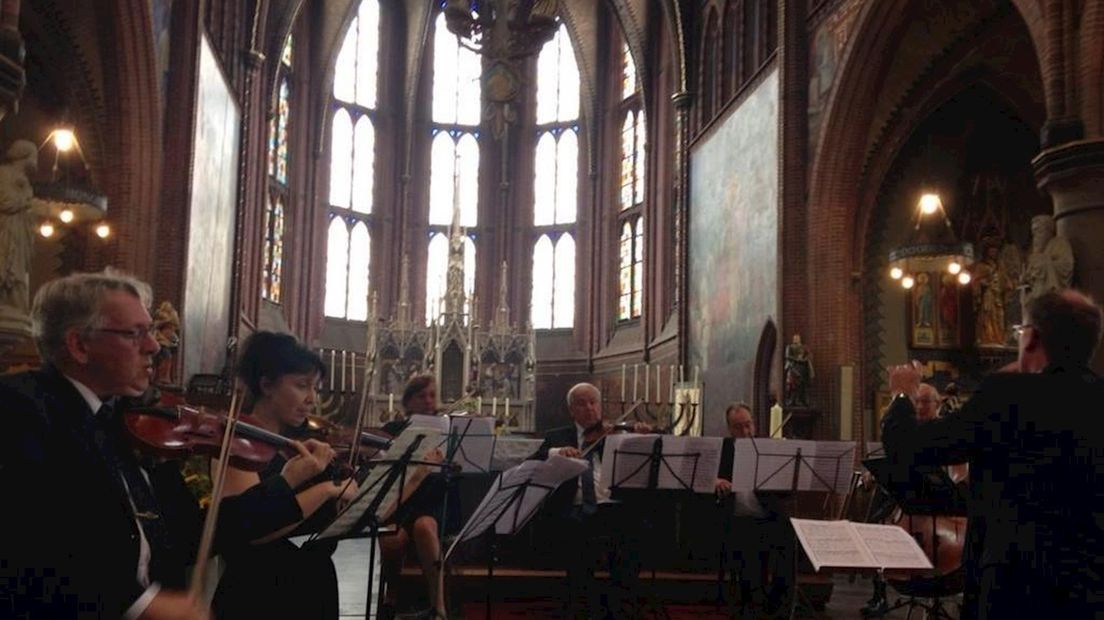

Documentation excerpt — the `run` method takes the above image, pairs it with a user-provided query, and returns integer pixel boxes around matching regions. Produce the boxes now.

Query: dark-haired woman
[212,331,358,619]
[378,375,451,619]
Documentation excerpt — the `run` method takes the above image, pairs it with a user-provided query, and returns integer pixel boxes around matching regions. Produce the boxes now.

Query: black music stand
[307,430,443,620]
[444,456,588,620]
[608,435,723,620]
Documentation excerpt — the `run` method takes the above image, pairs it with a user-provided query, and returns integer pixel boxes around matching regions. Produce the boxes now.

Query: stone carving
[784,334,814,408]
[0,140,40,337]
[1020,215,1074,308]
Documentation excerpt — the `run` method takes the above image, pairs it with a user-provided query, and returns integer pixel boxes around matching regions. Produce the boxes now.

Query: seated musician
[377,374,449,620]
[713,403,793,616]
[532,382,652,619]
[0,272,325,619]
[213,332,360,620]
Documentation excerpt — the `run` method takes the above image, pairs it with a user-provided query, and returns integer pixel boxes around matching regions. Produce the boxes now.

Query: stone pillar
[671,90,691,366]
[0,0,26,360]
[1033,138,1104,370]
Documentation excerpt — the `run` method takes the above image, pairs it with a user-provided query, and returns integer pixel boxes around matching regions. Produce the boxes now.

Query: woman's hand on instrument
[332,478,360,511]
[713,478,732,497]
[139,590,210,620]
[425,447,445,464]
[281,439,337,488]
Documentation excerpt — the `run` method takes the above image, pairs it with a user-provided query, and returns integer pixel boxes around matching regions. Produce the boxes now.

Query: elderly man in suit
[882,289,1104,619]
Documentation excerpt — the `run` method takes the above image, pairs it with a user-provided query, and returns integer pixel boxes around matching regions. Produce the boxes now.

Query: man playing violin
[0,272,338,619]
[883,289,1104,619]
[533,382,652,619]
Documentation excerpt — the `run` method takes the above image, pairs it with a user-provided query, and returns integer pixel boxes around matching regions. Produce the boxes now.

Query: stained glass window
[621,42,638,100]
[263,33,293,303]
[325,1,380,319]
[532,25,579,329]
[616,35,644,321]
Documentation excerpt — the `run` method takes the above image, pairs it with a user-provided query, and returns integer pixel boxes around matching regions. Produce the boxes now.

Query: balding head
[566,382,602,429]
[913,384,940,421]
[1020,289,1102,372]
[724,403,755,438]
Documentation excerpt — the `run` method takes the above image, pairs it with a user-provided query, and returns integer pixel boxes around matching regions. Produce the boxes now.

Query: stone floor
[330,539,958,619]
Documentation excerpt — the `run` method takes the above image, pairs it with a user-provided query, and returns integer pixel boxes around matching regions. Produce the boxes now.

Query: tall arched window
[617,42,644,321]
[325,0,379,321]
[699,9,720,127]
[263,35,293,303]
[531,25,578,329]
[723,0,742,98]
[427,13,481,323]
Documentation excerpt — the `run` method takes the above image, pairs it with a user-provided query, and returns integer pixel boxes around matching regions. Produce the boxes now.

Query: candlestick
[492,396,498,418]
[644,364,649,401]
[620,364,627,402]
[632,364,639,402]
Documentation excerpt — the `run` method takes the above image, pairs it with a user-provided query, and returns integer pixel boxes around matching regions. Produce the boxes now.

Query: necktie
[580,448,598,515]
[92,403,172,579]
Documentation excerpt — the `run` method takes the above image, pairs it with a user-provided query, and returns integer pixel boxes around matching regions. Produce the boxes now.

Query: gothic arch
[752,319,778,433]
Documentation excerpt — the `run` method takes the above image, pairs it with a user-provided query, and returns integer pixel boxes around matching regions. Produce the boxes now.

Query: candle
[693,365,699,385]
[476,396,482,414]
[505,397,510,419]
[620,364,627,402]
[329,350,336,389]
[341,350,347,393]
[492,396,498,418]
[669,365,676,405]
[632,364,639,402]
[388,392,394,413]
[644,364,650,401]
[679,364,684,383]
[655,364,661,403]
[770,402,784,438]
[351,353,357,392]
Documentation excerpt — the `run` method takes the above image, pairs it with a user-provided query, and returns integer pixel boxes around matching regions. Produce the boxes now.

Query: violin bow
[579,401,646,459]
[348,314,379,468]
[188,382,244,597]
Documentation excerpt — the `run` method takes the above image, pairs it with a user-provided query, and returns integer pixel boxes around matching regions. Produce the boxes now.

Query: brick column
[671,90,691,366]
[1033,138,1104,370]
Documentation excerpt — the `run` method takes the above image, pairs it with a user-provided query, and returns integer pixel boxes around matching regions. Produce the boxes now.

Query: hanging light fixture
[443,0,560,58]
[888,190,974,289]
[33,126,109,240]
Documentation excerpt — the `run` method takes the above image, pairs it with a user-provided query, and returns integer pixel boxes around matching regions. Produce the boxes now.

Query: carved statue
[152,301,181,385]
[1020,215,1074,308]
[784,334,814,408]
[0,140,40,328]
[973,244,1012,347]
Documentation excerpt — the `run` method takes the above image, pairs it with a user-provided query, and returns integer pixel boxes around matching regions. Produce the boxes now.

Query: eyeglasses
[87,326,156,344]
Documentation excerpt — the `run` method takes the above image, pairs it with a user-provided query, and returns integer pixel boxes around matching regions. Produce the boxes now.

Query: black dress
[212,454,340,620]
[382,418,460,534]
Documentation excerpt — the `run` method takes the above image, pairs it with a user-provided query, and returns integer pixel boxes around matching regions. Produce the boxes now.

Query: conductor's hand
[139,590,210,620]
[558,447,582,458]
[888,361,923,398]
[714,478,732,497]
[282,439,336,488]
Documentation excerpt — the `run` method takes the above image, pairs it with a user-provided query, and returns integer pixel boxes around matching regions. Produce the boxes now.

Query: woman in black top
[212,332,359,619]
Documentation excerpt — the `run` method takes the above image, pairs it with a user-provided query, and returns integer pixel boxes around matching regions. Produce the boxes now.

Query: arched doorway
[752,319,777,434]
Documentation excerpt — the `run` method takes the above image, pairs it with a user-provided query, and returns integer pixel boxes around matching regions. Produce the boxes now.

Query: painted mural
[808,0,864,160]
[183,34,240,384]
[689,68,779,436]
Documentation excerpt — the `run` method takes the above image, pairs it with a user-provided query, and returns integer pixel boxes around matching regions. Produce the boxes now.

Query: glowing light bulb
[95,223,111,239]
[53,129,76,152]
[39,222,55,238]
[957,272,971,285]
[890,267,903,280]
[919,193,941,215]
[947,261,962,275]
[901,275,915,289]
[59,209,74,224]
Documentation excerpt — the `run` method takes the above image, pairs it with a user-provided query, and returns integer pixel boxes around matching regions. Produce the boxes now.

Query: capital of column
[1033,138,1104,220]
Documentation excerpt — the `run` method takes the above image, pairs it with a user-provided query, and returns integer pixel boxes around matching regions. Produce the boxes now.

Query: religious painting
[909,271,960,349]
[183,33,240,384]
[807,0,864,158]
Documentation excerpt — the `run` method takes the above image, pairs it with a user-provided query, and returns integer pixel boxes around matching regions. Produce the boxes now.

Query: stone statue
[1020,215,1074,308]
[152,301,181,385]
[973,243,1012,347]
[784,334,814,408]
[0,140,40,334]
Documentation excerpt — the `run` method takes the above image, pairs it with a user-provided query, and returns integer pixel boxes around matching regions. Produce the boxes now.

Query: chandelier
[888,192,974,289]
[443,0,559,59]
[33,127,110,240]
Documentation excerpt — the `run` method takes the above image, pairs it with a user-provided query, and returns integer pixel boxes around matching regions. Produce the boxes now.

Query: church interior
[1,0,1102,618]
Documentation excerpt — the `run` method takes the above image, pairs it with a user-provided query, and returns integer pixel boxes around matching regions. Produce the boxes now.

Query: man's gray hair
[31,268,153,364]
[566,382,600,407]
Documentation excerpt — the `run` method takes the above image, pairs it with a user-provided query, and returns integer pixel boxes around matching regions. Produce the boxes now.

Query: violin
[578,402,657,456]
[292,416,393,462]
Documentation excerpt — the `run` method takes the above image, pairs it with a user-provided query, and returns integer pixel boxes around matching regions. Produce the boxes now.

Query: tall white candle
[330,350,336,389]
[679,364,684,383]
[351,353,357,392]
[669,365,675,405]
[693,365,700,385]
[644,364,650,401]
[341,351,347,393]
[633,364,639,401]
[655,364,661,403]
[388,392,394,413]
[476,396,482,414]
[620,364,627,402]
[492,396,497,418]
[505,397,510,419]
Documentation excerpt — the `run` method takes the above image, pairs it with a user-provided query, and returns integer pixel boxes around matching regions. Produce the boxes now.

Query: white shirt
[549,423,612,505]
[64,376,159,619]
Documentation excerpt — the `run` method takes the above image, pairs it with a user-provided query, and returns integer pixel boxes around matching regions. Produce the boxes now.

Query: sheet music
[407,414,449,433]
[656,436,723,493]
[790,518,877,571]
[601,434,655,489]
[851,523,933,570]
[732,438,856,493]
[314,428,442,540]
[443,415,496,473]
[446,455,587,561]
[809,441,856,493]
[865,441,884,457]
[790,519,933,572]
[491,437,544,471]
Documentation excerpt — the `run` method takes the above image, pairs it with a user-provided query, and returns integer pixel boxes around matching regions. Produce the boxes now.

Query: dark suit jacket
[882,365,1104,619]
[0,366,303,618]
[532,425,599,516]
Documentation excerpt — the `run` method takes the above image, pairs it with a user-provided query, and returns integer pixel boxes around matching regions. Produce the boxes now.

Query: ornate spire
[491,260,511,334]
[396,253,412,327]
[443,177,467,317]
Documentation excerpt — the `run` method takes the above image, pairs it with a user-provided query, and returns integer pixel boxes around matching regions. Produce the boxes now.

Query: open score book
[790,519,934,572]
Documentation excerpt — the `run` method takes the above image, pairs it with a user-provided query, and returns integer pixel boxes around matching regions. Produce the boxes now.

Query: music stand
[443,456,588,620]
[607,435,724,620]
[306,428,444,620]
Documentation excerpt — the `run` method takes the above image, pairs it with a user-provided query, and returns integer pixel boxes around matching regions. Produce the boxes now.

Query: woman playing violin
[211,332,359,620]
[377,374,449,620]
